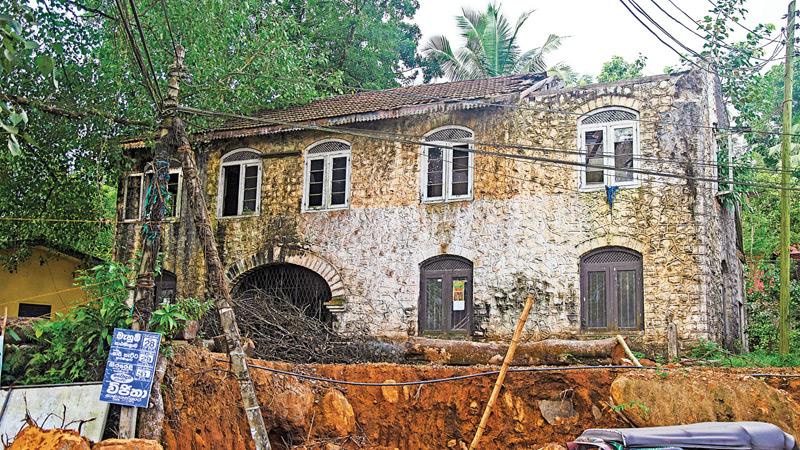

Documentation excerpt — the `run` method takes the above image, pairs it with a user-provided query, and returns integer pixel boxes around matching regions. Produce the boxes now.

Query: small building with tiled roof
[116,69,745,355]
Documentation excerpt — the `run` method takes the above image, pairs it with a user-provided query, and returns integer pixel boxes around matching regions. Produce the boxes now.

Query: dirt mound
[6,423,163,450]
[610,370,800,437]
[7,424,90,450]
[160,346,800,450]
[162,346,628,449]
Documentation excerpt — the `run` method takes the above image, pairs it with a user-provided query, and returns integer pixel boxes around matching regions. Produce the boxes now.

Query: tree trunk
[404,336,626,366]
[174,117,272,450]
[136,354,167,440]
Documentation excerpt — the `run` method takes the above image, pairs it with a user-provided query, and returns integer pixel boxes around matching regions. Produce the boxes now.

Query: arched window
[421,126,474,202]
[303,140,351,211]
[578,108,639,189]
[580,247,643,330]
[218,149,261,217]
[419,255,473,334]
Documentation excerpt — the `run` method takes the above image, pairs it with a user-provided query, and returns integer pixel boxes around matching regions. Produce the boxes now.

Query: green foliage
[0,0,423,264]
[611,400,651,416]
[420,4,567,81]
[741,164,800,257]
[23,261,133,384]
[688,339,800,367]
[745,261,800,352]
[149,297,212,338]
[0,14,51,156]
[276,0,422,89]
[597,55,647,83]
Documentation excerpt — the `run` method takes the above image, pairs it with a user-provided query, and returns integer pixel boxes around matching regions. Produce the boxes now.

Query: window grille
[222,150,260,162]
[580,247,643,331]
[583,249,641,264]
[307,140,350,155]
[581,109,637,125]
[421,255,473,271]
[233,263,332,324]
[425,128,473,143]
[419,255,473,334]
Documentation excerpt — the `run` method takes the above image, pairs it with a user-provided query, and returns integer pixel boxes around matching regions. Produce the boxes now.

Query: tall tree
[597,54,647,83]
[420,4,567,81]
[0,0,424,265]
[277,0,422,88]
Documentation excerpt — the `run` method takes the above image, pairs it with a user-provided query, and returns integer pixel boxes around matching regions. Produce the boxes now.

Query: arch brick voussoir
[225,247,347,300]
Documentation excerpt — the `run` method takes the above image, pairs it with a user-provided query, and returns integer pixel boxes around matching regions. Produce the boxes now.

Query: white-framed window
[578,108,640,190]
[421,126,474,202]
[122,168,183,222]
[302,139,351,211]
[218,149,262,218]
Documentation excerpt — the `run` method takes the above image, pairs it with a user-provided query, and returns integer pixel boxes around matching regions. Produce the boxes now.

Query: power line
[158,0,178,58]
[252,73,800,140]
[618,0,721,76]
[0,217,113,224]
[652,0,783,63]
[113,0,160,113]
[178,104,800,192]
[128,0,163,103]
[230,359,661,387]
[627,0,720,68]
[305,123,798,178]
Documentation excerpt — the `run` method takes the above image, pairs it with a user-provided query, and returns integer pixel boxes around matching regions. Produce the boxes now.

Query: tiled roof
[200,72,551,140]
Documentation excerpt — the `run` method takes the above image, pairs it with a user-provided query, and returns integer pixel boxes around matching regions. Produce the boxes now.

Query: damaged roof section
[195,72,557,141]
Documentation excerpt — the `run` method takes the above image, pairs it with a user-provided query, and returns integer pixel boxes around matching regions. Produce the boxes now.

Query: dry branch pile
[201,290,401,364]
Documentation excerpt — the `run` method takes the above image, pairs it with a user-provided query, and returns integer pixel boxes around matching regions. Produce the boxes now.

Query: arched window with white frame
[421,126,474,202]
[218,148,262,217]
[578,107,640,189]
[303,139,351,211]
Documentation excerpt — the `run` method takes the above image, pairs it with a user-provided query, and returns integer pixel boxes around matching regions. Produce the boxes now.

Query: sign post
[99,328,162,408]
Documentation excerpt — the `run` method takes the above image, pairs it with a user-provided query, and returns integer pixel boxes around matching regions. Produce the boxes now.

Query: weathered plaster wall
[114,70,744,354]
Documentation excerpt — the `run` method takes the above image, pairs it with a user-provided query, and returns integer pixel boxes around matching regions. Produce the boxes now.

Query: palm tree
[421,4,568,81]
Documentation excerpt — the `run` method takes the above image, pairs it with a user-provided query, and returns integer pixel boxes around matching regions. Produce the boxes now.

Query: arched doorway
[232,263,333,323]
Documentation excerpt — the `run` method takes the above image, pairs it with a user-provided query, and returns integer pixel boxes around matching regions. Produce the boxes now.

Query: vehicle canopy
[567,422,798,450]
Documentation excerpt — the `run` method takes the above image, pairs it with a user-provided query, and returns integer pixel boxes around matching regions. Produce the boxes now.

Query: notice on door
[99,328,161,408]
[452,279,466,311]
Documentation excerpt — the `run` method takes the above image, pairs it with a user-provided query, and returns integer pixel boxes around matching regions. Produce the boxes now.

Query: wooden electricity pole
[779,0,795,355]
[118,43,185,441]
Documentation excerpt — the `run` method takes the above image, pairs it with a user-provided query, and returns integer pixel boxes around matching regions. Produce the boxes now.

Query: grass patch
[688,339,800,367]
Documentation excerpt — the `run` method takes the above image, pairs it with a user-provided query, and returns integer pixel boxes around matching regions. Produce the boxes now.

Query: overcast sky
[413,0,788,77]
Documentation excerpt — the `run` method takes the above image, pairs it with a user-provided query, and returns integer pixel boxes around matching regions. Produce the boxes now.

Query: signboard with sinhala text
[99,328,161,408]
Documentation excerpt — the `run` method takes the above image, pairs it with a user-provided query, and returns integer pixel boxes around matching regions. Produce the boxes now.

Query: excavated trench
[161,345,800,450]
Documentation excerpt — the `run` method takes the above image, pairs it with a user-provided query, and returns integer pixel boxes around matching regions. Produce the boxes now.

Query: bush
[23,261,133,384]
[745,261,800,352]
[149,297,212,339]
[18,261,215,384]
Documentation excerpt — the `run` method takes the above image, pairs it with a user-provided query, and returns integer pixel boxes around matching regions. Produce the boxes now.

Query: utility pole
[779,0,795,355]
[118,44,185,440]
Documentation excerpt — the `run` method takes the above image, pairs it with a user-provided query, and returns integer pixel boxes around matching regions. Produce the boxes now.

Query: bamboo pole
[615,334,641,367]
[173,116,272,450]
[468,294,535,450]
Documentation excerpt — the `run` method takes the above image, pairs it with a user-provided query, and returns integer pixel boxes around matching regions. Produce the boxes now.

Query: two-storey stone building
[116,69,746,354]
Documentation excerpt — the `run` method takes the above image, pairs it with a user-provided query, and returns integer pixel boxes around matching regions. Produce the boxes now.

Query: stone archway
[225,247,346,315]
[233,263,333,323]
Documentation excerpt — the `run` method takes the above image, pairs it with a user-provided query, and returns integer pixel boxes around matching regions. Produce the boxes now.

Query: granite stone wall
[115,69,745,355]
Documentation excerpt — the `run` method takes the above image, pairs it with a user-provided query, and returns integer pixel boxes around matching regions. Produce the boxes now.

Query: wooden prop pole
[615,334,641,367]
[468,294,535,450]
